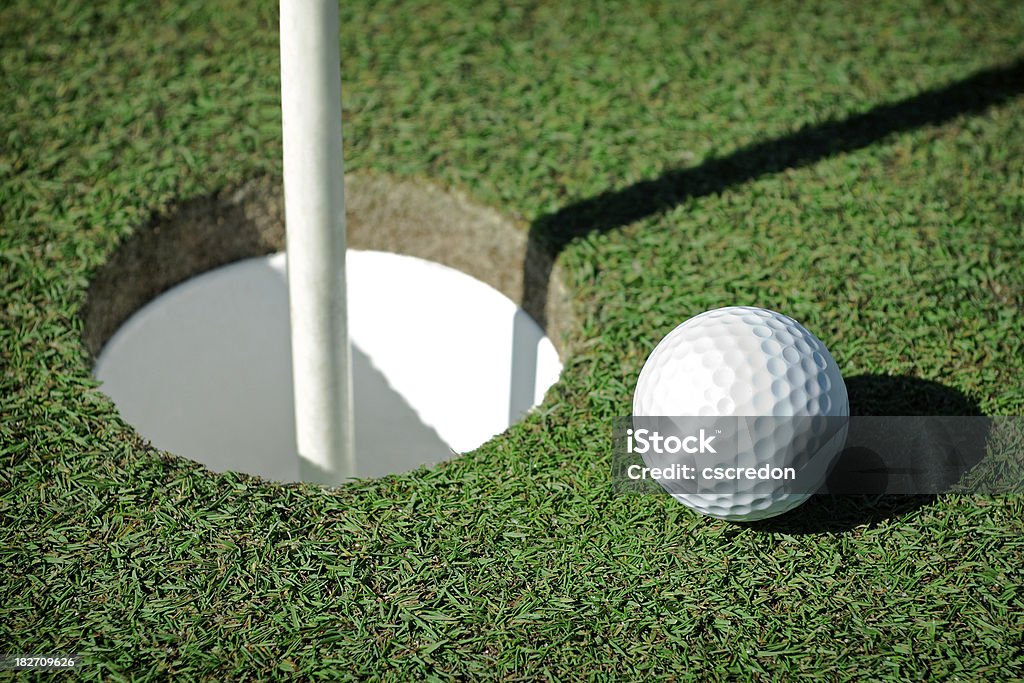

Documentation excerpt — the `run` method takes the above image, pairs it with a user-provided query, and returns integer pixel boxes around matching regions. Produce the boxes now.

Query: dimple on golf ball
[632,306,849,521]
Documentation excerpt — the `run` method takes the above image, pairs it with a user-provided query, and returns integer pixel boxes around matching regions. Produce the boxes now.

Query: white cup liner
[94,250,562,482]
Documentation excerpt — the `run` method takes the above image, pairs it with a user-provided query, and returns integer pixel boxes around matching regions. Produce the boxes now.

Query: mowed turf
[2,0,1024,679]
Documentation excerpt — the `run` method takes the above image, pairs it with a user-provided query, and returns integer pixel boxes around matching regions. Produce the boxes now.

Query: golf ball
[632,306,848,521]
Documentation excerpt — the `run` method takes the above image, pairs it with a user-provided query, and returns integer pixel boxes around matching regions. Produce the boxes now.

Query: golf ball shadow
[742,373,983,533]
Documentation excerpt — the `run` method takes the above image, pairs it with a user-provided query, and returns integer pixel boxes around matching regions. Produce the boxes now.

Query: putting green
[2,0,1023,679]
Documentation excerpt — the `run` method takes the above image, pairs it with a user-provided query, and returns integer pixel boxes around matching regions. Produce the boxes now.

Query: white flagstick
[280,0,355,483]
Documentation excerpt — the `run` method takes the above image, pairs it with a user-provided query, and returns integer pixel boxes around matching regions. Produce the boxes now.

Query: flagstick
[280,0,355,483]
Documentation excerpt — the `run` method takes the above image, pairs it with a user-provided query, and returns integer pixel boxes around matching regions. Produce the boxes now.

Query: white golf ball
[632,306,849,521]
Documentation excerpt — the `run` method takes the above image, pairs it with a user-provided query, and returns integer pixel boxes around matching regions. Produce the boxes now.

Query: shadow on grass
[521,56,1024,331]
[520,58,1021,529]
[743,374,982,534]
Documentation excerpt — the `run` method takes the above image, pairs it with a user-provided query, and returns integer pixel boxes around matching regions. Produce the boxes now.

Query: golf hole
[82,175,572,483]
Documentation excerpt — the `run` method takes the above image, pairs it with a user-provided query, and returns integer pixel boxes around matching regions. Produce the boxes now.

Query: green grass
[3,0,1024,679]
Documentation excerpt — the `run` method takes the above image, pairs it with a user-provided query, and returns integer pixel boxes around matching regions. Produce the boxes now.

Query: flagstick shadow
[520,57,1024,332]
